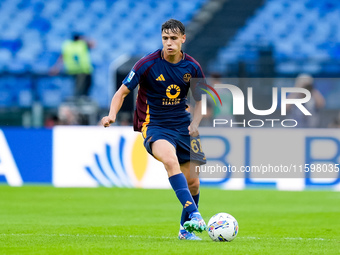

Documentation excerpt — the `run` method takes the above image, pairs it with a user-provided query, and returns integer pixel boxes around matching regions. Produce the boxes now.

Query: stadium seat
[211,0,340,76]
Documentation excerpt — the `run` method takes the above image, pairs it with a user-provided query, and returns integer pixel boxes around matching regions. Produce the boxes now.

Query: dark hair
[161,19,185,35]
[72,33,81,41]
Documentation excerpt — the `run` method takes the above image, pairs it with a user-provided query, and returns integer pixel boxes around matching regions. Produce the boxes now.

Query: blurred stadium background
[0,0,340,127]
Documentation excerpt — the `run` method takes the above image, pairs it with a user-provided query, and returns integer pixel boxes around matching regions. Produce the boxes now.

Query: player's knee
[162,156,179,170]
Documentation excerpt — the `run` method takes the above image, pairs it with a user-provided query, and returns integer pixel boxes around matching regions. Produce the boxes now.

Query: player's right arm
[101,51,158,127]
[101,84,131,127]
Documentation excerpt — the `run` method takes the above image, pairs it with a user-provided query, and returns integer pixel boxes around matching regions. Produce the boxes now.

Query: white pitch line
[0,233,335,241]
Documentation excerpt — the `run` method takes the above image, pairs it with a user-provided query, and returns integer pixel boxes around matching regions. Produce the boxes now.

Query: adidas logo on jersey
[156,74,165,81]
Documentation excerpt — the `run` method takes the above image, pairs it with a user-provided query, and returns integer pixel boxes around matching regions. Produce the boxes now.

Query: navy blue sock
[181,192,200,226]
[169,173,198,216]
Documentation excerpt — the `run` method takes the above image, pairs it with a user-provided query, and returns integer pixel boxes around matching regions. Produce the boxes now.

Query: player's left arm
[189,100,202,137]
[189,60,205,136]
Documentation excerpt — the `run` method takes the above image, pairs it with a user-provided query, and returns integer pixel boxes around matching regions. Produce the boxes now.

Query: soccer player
[101,19,206,240]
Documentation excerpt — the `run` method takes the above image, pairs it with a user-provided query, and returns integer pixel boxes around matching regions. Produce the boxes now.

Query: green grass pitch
[0,186,339,254]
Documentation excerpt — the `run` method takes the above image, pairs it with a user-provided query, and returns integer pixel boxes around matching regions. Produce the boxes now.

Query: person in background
[50,33,95,97]
[287,74,325,128]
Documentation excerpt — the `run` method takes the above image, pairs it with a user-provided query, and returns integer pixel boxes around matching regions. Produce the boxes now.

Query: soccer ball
[207,212,239,242]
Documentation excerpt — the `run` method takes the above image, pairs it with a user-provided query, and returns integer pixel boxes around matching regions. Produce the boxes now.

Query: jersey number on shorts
[191,138,203,153]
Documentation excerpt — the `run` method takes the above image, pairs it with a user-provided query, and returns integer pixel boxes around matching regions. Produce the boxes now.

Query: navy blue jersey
[122,49,205,135]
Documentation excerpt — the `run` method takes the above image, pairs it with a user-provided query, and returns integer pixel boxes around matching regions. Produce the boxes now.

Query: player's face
[161,29,186,56]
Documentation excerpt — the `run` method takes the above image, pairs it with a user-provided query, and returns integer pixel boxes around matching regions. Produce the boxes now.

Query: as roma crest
[183,73,191,83]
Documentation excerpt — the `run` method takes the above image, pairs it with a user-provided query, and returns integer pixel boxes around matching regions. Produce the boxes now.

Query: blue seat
[210,0,340,76]
[0,0,208,108]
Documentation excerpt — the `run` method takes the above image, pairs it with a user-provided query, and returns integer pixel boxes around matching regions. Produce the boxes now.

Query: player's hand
[188,123,199,137]
[101,116,115,127]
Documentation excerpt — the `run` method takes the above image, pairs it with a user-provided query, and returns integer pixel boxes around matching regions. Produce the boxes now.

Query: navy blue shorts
[143,125,206,165]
